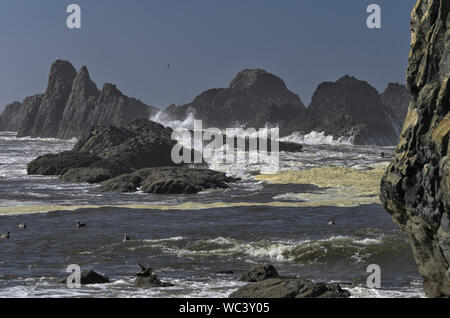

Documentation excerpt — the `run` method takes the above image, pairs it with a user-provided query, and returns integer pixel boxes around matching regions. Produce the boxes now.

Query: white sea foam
[280,131,354,145]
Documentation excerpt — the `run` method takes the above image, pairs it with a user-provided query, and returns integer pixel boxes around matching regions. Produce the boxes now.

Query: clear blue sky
[0,0,416,111]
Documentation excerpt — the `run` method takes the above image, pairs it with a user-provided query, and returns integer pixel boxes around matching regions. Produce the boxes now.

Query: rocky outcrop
[230,278,351,298]
[163,69,308,133]
[62,270,110,285]
[0,95,43,133]
[98,167,239,194]
[380,0,449,298]
[381,82,411,125]
[28,118,239,193]
[25,60,77,138]
[230,265,350,298]
[306,75,402,146]
[56,66,100,139]
[239,265,280,282]
[1,59,157,139]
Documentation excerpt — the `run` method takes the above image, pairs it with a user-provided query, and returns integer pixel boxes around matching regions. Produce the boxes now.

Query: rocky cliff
[163,69,309,133]
[0,59,157,139]
[306,75,401,146]
[381,82,411,125]
[380,0,449,298]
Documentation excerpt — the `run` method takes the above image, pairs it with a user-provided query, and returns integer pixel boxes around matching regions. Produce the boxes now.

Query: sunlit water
[0,131,424,298]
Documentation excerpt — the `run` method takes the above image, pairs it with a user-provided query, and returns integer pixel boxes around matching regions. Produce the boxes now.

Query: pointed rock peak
[229,69,287,90]
[72,65,98,93]
[46,59,77,92]
[383,82,407,93]
[101,83,123,96]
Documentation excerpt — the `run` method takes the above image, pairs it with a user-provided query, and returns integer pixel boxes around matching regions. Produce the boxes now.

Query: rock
[380,82,411,125]
[239,265,280,282]
[99,167,240,194]
[3,60,157,139]
[80,270,110,285]
[134,264,174,288]
[163,69,308,132]
[56,66,100,139]
[306,75,401,146]
[26,60,77,138]
[380,0,449,298]
[27,151,100,175]
[230,278,351,298]
[62,270,110,285]
[0,95,43,133]
[60,167,112,184]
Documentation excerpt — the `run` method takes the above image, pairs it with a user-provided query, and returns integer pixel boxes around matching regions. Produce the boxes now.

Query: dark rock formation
[163,69,308,132]
[27,151,100,175]
[62,270,110,285]
[230,278,350,298]
[98,167,240,194]
[25,60,77,138]
[1,59,157,139]
[306,75,401,146]
[380,0,449,298]
[29,119,179,179]
[0,95,43,133]
[381,82,411,125]
[28,118,238,194]
[56,66,100,139]
[134,264,174,288]
[231,265,350,298]
[239,265,280,282]
[80,270,110,285]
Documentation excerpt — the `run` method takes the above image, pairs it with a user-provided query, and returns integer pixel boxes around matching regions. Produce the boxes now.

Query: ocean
[0,129,424,298]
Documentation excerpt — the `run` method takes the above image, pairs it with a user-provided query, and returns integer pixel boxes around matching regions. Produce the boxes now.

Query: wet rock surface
[380,0,449,298]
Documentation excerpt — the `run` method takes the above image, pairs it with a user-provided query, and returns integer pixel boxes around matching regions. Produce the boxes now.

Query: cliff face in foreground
[380,0,449,297]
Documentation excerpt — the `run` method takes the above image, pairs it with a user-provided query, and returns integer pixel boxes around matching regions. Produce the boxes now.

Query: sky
[0,0,416,112]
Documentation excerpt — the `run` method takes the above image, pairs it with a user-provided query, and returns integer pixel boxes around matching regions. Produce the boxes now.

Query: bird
[18,223,27,229]
[76,222,86,228]
[136,263,155,277]
[123,234,130,242]
[1,232,10,239]
[167,64,170,69]
[328,219,335,225]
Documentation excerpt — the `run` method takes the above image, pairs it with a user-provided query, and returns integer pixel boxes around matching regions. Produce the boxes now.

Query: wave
[150,111,196,131]
[124,235,408,265]
[280,131,354,145]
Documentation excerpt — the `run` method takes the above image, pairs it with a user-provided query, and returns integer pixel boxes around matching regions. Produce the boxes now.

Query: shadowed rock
[230,277,351,298]
[134,264,174,288]
[239,265,280,282]
[380,0,449,298]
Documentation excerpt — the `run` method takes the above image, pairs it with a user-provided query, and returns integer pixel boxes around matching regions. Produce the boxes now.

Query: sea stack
[380,0,449,298]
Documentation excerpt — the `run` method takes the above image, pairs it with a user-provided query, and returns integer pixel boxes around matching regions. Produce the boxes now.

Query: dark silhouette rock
[80,270,109,285]
[163,69,308,132]
[239,265,280,282]
[380,82,411,125]
[306,75,401,146]
[60,167,112,184]
[25,60,77,138]
[230,278,350,298]
[99,167,240,194]
[380,0,449,298]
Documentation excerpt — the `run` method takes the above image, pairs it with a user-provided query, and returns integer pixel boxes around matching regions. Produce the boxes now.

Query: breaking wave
[280,131,354,145]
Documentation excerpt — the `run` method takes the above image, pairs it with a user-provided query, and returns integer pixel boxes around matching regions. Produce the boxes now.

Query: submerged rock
[230,278,350,298]
[27,151,100,175]
[62,270,110,285]
[380,0,449,298]
[239,265,280,282]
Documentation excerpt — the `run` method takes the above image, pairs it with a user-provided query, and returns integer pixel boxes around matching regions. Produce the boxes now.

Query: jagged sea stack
[380,0,449,297]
